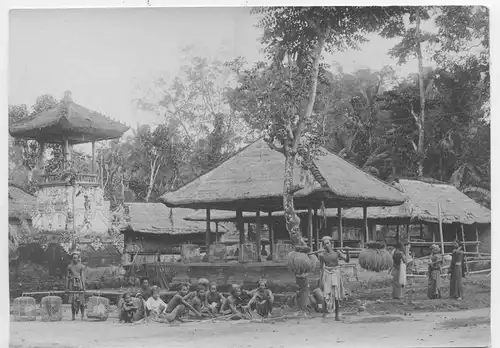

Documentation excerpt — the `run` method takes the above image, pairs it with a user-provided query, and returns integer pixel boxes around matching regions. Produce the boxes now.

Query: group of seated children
[119,278,275,323]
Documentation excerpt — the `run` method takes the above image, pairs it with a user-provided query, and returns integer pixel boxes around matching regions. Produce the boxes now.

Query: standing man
[66,250,86,321]
[318,236,349,321]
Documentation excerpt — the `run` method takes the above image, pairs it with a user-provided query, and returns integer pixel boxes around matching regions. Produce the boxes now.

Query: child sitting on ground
[119,292,138,323]
[206,282,225,314]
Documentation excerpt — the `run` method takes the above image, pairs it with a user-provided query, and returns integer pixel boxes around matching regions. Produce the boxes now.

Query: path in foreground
[10,308,490,348]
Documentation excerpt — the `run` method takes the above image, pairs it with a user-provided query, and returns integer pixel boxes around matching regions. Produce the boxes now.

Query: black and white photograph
[6,4,492,348]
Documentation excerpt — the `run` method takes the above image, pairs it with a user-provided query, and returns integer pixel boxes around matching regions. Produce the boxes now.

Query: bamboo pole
[338,207,343,248]
[307,207,313,249]
[215,222,219,243]
[437,203,444,256]
[268,212,274,259]
[396,225,400,243]
[237,210,244,262]
[255,211,261,262]
[314,209,319,251]
[363,207,368,245]
[461,224,468,274]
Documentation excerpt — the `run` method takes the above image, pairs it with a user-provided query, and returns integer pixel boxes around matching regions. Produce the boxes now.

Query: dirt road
[10,307,490,348]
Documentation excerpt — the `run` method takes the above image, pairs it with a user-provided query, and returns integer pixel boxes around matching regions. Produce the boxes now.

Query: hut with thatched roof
[340,179,491,256]
[160,138,405,262]
[119,203,231,264]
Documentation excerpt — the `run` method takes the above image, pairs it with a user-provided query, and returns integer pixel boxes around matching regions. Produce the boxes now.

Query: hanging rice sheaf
[86,296,110,321]
[287,251,315,276]
[40,296,63,322]
[358,242,393,272]
[13,296,37,322]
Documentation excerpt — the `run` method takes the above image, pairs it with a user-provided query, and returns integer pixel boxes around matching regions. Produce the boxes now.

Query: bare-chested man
[66,251,86,321]
[318,236,349,321]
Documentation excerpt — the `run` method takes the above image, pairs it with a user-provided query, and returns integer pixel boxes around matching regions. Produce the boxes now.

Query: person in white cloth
[145,286,168,316]
[318,236,349,321]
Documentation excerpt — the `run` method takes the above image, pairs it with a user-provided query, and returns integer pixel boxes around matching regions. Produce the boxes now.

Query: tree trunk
[283,152,305,247]
[416,8,426,178]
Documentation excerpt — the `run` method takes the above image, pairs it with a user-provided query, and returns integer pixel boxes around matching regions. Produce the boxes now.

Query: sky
[9,8,438,144]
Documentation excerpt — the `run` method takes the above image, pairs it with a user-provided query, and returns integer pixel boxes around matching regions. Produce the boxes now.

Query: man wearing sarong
[66,251,86,321]
[391,242,407,299]
[248,279,274,318]
[448,241,466,299]
[221,284,250,320]
[427,244,443,299]
[318,236,349,321]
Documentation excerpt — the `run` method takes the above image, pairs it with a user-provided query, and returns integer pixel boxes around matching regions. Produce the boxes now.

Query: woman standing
[449,240,466,299]
[427,244,443,299]
[391,242,407,299]
[318,236,349,321]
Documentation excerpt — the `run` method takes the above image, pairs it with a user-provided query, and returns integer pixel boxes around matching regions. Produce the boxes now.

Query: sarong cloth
[321,266,345,312]
[427,254,443,299]
[449,250,465,298]
[68,277,85,305]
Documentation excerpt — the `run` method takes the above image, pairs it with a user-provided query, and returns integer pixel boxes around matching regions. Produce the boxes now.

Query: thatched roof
[8,184,36,220]
[9,91,129,144]
[159,139,405,211]
[119,203,227,235]
[341,179,491,225]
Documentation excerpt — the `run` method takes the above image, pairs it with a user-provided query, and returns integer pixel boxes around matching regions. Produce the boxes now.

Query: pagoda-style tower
[9,91,129,252]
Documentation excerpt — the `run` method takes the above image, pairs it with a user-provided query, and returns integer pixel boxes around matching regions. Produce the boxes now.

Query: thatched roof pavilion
[159,138,405,211]
[341,179,490,225]
[9,91,129,144]
[160,139,405,260]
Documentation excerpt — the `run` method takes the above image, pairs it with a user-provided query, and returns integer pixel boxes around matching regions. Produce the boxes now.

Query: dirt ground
[9,273,491,348]
[9,307,490,348]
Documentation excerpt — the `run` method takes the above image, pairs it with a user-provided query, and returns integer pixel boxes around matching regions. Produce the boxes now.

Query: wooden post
[37,141,45,169]
[396,225,400,243]
[268,212,274,259]
[461,224,468,274]
[363,207,368,245]
[62,137,67,170]
[314,209,319,251]
[206,209,211,261]
[419,224,423,239]
[437,203,444,256]
[406,224,410,259]
[215,222,219,243]
[475,226,480,256]
[237,210,244,262]
[91,141,96,174]
[255,211,261,262]
[248,222,252,241]
[307,207,313,249]
[338,207,343,248]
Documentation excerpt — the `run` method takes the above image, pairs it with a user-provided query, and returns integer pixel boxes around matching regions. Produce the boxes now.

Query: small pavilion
[9,91,129,253]
[159,138,406,263]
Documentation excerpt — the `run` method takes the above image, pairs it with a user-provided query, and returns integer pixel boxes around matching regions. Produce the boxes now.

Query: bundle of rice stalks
[287,251,315,275]
[359,247,393,272]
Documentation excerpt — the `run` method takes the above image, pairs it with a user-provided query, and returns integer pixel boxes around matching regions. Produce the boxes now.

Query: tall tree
[231,7,406,248]
[134,54,247,176]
